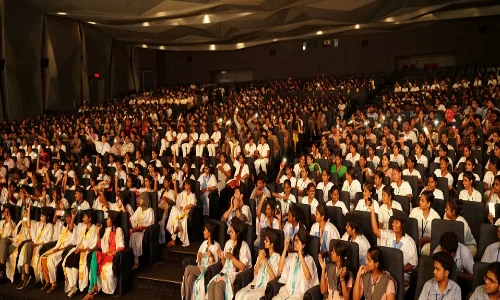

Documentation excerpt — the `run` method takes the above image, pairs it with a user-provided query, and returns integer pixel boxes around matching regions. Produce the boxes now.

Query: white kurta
[19,222,54,282]
[378,202,403,230]
[198,174,217,216]
[206,240,252,300]
[166,191,196,246]
[6,222,31,282]
[98,227,125,294]
[235,252,281,300]
[158,188,175,244]
[341,233,370,265]
[0,219,16,238]
[42,224,74,283]
[310,222,340,252]
[378,230,418,287]
[130,207,155,257]
[278,253,319,297]
[187,240,221,300]
[255,214,280,246]
[62,223,98,292]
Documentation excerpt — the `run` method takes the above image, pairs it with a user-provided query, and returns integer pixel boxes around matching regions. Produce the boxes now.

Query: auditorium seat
[430,219,465,253]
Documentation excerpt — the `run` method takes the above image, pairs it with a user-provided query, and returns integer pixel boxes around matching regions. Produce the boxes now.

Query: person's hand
[258,249,267,262]
[318,254,326,270]
[339,267,346,281]
[217,249,224,260]
[224,251,233,260]
[106,250,114,256]
[284,236,290,251]
[197,252,203,262]
[358,265,367,277]
[488,213,494,224]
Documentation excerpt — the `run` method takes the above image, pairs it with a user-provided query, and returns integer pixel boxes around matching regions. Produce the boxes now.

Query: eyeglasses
[484,275,498,284]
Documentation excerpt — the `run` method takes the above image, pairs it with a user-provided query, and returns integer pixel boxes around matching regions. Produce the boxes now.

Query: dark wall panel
[2,0,44,121]
[81,23,112,99]
[111,41,136,97]
[44,16,81,111]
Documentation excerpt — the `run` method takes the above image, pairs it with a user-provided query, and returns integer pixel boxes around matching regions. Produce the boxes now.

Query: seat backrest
[64,190,76,206]
[430,219,465,253]
[352,211,378,247]
[472,262,490,291]
[296,203,312,230]
[339,191,350,211]
[435,177,450,202]
[148,192,160,223]
[389,216,419,249]
[329,239,359,278]
[379,246,405,300]
[118,211,130,247]
[432,199,445,219]
[307,235,320,269]
[461,200,486,244]
[414,255,458,300]
[393,195,410,214]
[477,224,499,261]
[315,190,324,204]
[402,175,419,207]
[326,206,346,237]
[208,219,228,247]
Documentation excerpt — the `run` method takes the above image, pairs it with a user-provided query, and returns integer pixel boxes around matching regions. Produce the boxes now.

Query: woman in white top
[389,143,405,168]
[296,168,311,202]
[419,174,445,200]
[377,186,402,230]
[255,197,281,248]
[457,157,480,181]
[402,156,423,187]
[327,186,349,215]
[434,156,454,191]
[459,171,482,202]
[341,167,362,201]
[373,170,385,202]
[409,191,441,255]
[207,217,252,300]
[366,145,380,169]
[208,123,221,157]
[355,184,379,213]
[302,183,319,218]
[316,170,333,203]
[275,227,319,300]
[345,143,360,166]
[341,214,370,266]
[445,199,477,258]
[310,203,340,256]
[130,193,155,270]
[196,126,209,157]
[414,142,429,170]
[235,228,281,300]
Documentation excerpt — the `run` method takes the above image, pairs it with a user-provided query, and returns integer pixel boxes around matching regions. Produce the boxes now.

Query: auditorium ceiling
[30,0,500,50]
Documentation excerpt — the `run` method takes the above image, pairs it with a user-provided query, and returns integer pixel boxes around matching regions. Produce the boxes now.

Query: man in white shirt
[120,136,135,156]
[402,122,417,144]
[254,135,270,175]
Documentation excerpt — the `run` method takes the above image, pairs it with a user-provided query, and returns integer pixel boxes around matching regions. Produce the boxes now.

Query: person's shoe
[68,286,79,298]
[22,275,31,288]
[47,285,57,293]
[41,283,51,291]
[16,280,24,290]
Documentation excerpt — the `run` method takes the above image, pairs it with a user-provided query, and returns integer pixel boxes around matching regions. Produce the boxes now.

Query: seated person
[418,251,461,300]
[469,262,500,300]
[481,225,500,263]
[318,241,354,300]
[310,203,340,257]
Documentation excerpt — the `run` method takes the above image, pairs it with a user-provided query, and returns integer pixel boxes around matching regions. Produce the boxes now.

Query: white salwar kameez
[206,240,252,300]
[166,190,196,246]
[310,222,340,253]
[62,223,98,292]
[130,207,155,257]
[158,188,175,244]
[19,221,54,282]
[235,252,280,300]
[274,253,319,300]
[42,224,74,284]
[6,222,31,282]
[183,240,221,300]
[198,174,217,216]
[97,227,125,294]
[255,214,280,247]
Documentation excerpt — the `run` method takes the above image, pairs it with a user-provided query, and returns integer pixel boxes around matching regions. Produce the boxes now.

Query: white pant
[207,144,218,157]
[182,143,194,157]
[272,287,303,300]
[160,139,171,156]
[196,144,206,157]
[171,143,182,156]
[254,158,269,174]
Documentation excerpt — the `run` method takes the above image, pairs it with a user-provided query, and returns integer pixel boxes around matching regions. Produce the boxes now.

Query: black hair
[462,170,475,184]
[347,219,362,236]
[316,202,328,221]
[439,231,459,254]
[346,166,356,180]
[487,262,500,284]
[295,226,308,255]
[420,190,435,206]
[446,199,463,217]
[283,179,291,187]
[231,222,245,260]
[382,185,394,201]
[204,222,215,244]
[332,242,351,296]
[367,247,385,272]
[432,251,454,275]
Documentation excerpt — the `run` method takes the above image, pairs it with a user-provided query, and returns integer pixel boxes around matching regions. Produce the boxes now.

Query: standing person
[273,227,319,299]
[353,247,396,300]
[206,217,252,300]
[62,210,98,298]
[17,207,55,288]
[318,242,353,300]
[40,209,74,293]
[83,211,125,300]
[182,222,221,300]
[469,262,500,299]
[5,206,34,283]
[0,204,16,280]
[198,164,217,217]
[235,228,281,300]
[418,251,461,300]
[130,192,155,270]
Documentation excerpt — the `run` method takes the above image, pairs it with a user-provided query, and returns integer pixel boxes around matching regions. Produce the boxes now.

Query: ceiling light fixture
[159,46,165,50]
[87,21,96,25]
[56,12,67,15]
[142,22,150,27]
[316,31,323,35]
[236,42,245,49]
[209,44,216,51]
[203,15,211,24]
[354,24,360,29]
[141,44,148,48]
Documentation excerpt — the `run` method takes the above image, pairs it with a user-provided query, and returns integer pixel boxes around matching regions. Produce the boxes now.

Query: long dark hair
[333,242,351,296]
[231,224,245,260]
[367,246,385,272]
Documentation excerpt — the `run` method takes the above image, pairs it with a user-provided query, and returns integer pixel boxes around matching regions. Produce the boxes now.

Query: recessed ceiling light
[236,43,245,49]
[87,21,96,25]
[141,44,148,48]
[316,31,323,35]
[56,12,67,15]
[355,24,360,29]
[209,44,216,51]
[142,22,150,27]
[159,46,165,50]
[203,15,211,24]
[273,38,279,42]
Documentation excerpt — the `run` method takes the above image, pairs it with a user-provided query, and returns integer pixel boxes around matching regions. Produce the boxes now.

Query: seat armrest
[205,262,223,284]
[113,247,135,295]
[265,277,284,300]
[181,256,198,278]
[39,241,57,256]
[304,285,322,300]
[234,267,254,295]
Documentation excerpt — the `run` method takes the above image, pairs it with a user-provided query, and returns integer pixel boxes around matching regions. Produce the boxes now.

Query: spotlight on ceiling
[141,44,148,48]
[87,21,96,25]
[236,43,245,49]
[159,46,166,50]
[203,15,211,24]
[316,31,323,35]
[142,22,150,27]
[209,44,216,51]
[355,24,360,29]
[56,12,67,15]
